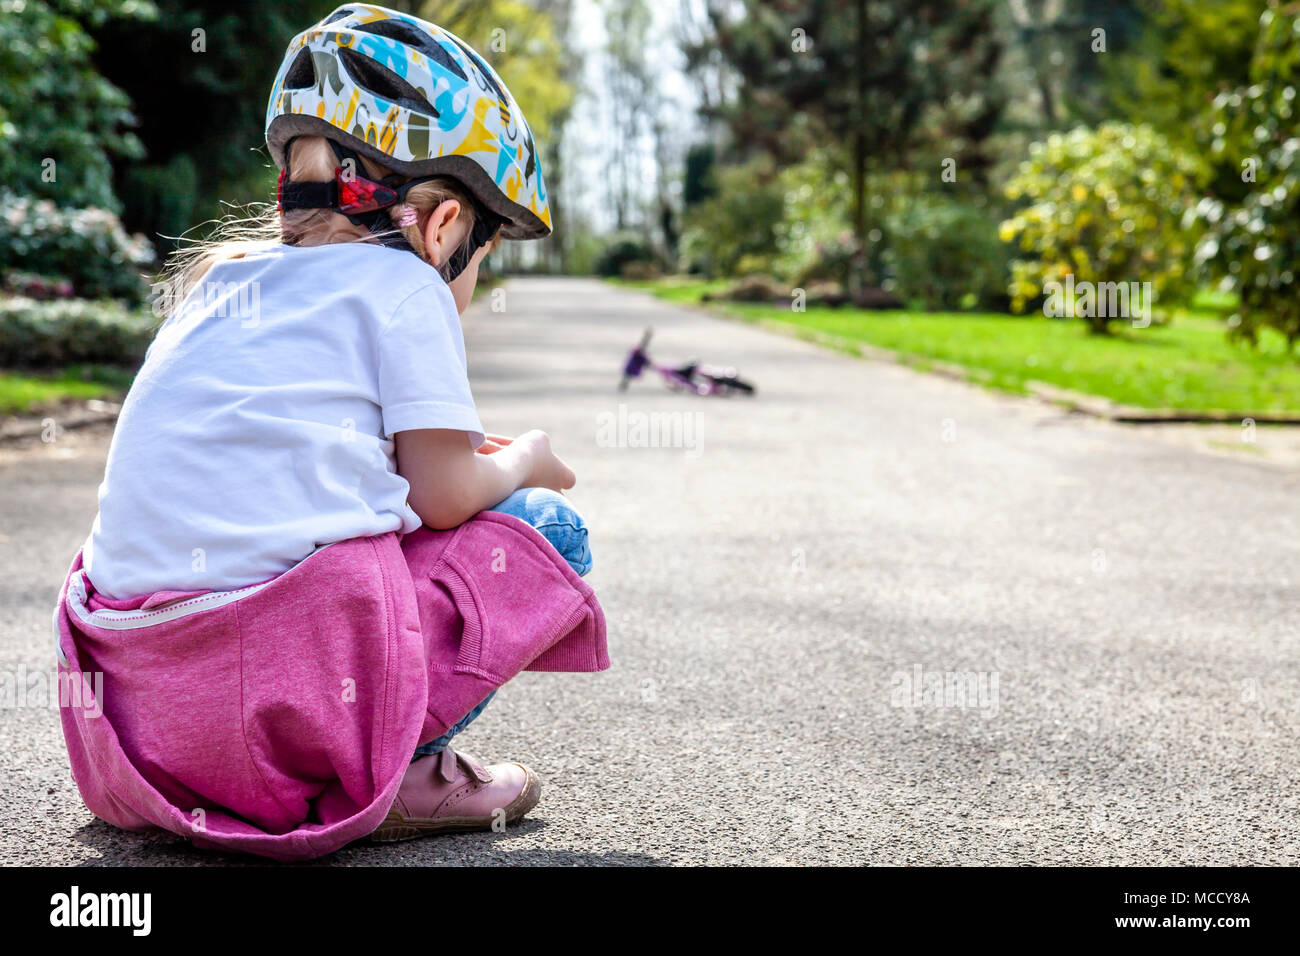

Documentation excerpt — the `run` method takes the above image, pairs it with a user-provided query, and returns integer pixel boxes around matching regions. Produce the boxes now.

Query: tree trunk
[850,0,869,296]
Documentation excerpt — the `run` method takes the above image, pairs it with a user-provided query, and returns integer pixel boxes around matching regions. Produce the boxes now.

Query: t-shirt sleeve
[377,282,485,448]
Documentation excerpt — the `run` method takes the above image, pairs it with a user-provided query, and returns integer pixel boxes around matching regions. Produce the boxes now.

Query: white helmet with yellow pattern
[265,3,551,249]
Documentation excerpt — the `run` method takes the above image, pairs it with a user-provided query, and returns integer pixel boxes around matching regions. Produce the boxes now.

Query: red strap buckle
[336,168,399,215]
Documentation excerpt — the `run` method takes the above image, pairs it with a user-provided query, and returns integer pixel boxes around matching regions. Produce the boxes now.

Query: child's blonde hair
[156,136,482,316]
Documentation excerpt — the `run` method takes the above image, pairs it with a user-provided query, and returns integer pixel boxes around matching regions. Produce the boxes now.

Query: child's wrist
[507,442,536,489]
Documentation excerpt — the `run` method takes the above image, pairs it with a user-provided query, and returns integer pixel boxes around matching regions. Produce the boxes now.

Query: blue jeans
[413,487,591,758]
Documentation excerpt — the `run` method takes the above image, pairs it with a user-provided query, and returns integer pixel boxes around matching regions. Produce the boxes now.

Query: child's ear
[421,199,462,266]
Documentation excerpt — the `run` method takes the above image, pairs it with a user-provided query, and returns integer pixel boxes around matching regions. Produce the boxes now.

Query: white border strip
[63,570,272,632]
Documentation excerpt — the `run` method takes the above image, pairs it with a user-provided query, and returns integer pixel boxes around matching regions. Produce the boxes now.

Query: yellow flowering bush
[999,123,1202,332]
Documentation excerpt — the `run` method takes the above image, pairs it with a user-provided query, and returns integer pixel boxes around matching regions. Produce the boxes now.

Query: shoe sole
[369,766,541,842]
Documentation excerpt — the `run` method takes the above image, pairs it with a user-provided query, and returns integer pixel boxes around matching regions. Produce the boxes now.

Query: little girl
[54,4,608,860]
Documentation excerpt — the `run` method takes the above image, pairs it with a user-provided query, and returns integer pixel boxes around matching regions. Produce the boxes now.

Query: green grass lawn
[0,366,135,416]
[613,278,1300,414]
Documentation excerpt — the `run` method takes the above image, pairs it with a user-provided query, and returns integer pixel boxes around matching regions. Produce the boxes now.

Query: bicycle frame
[619,328,754,396]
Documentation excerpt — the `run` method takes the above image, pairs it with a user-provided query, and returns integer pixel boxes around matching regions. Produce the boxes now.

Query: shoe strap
[435,745,493,785]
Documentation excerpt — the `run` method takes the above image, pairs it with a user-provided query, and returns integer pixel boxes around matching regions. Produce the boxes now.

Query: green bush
[0,296,156,368]
[680,158,786,277]
[791,231,860,288]
[593,231,657,278]
[1194,5,1300,351]
[886,197,1008,310]
[780,163,917,288]
[999,123,1202,332]
[0,192,154,304]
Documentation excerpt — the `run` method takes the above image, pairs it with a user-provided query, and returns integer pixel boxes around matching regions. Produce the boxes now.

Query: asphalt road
[2,277,1298,865]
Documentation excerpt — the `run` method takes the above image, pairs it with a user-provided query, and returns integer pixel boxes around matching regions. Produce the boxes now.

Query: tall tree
[1103,0,1267,198]
[1002,0,1144,129]
[685,0,1005,289]
[91,0,323,245]
[601,0,656,232]
[0,0,149,211]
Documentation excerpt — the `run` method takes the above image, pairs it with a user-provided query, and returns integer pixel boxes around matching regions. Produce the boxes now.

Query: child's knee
[492,487,592,576]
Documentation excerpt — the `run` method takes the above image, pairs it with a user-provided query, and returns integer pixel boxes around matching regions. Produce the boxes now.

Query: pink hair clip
[396,206,419,228]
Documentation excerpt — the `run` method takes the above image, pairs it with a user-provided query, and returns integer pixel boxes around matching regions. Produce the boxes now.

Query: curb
[1021,382,1300,425]
[637,288,1300,427]
[0,400,121,443]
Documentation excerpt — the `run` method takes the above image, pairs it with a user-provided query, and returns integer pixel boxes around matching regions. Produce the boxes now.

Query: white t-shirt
[82,242,485,599]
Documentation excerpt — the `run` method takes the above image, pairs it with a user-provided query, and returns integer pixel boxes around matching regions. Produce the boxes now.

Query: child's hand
[515,429,576,492]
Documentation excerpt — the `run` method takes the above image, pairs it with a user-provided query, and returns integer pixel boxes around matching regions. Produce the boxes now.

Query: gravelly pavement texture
[2,276,1297,866]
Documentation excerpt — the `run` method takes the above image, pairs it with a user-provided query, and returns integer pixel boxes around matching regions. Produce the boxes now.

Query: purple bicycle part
[618,328,755,397]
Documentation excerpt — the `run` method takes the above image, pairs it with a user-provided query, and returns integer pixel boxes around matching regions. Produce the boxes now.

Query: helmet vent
[321,9,353,26]
[445,35,504,102]
[282,48,317,90]
[338,47,440,117]
[352,19,467,81]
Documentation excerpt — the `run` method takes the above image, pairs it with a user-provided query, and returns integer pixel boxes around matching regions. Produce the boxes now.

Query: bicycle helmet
[265,4,551,278]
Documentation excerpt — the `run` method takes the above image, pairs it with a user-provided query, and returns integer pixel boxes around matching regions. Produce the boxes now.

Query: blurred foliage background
[1,0,1299,415]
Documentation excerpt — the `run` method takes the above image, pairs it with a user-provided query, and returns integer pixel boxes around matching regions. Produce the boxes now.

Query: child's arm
[395,428,575,530]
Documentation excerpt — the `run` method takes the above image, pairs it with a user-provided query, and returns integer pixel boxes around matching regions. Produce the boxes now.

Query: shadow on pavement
[69,818,665,867]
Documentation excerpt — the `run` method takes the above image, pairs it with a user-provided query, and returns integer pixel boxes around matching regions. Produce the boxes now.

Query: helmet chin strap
[437,206,505,283]
[279,137,504,283]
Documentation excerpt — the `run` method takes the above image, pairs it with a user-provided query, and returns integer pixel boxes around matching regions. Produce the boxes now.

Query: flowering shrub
[2,271,75,300]
[0,296,155,367]
[0,192,154,304]
[999,123,1201,332]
